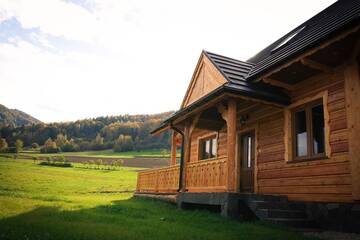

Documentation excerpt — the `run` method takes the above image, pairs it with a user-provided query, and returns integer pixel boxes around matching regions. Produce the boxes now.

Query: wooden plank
[258,162,350,179]
[258,174,352,187]
[286,193,354,203]
[331,141,349,153]
[344,61,360,200]
[259,185,352,195]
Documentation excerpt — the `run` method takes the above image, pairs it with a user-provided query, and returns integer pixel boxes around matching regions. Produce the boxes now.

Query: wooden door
[240,131,255,193]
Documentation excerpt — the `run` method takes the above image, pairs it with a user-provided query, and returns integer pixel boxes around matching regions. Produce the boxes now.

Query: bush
[5,147,17,153]
[40,146,60,153]
[39,161,72,168]
[61,142,78,152]
[31,143,40,149]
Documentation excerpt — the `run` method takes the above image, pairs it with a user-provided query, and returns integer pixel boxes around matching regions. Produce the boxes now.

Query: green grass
[20,149,173,158]
[0,157,313,240]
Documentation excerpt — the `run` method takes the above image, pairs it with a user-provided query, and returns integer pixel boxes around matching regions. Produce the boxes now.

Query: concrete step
[252,200,306,211]
[239,194,288,203]
[256,208,307,219]
[265,218,316,228]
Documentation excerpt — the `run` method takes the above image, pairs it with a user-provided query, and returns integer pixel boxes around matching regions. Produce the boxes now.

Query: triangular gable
[181,52,228,108]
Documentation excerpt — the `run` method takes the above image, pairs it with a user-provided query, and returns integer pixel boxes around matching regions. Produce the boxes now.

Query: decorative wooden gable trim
[181,53,227,108]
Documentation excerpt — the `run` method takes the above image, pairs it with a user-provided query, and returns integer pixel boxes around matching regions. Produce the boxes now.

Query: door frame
[235,125,258,193]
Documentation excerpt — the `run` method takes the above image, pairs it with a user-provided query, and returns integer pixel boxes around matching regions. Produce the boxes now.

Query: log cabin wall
[185,127,228,192]
[257,66,353,203]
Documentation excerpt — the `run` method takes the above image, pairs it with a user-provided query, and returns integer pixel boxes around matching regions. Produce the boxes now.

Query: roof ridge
[203,50,255,66]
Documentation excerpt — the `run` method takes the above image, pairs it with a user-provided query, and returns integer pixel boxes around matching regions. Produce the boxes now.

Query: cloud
[0,0,337,122]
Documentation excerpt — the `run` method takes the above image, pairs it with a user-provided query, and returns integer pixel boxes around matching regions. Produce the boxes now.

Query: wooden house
[136,0,360,229]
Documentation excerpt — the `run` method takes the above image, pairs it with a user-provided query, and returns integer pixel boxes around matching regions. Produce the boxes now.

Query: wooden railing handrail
[138,164,180,175]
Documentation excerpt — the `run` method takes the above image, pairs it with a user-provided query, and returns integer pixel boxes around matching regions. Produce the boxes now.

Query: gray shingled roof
[247,0,360,80]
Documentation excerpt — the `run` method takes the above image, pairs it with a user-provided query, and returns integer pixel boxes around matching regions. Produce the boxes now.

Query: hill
[0,104,42,127]
[0,111,174,152]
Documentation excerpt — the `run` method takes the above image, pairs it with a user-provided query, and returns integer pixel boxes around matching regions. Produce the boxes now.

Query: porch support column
[180,115,200,192]
[344,60,360,200]
[227,98,237,192]
[170,131,177,166]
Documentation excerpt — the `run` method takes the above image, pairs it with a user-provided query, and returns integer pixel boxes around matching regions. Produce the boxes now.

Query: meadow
[0,157,313,240]
[20,149,172,158]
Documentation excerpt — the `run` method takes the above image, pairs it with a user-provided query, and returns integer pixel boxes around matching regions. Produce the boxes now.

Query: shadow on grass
[0,197,312,240]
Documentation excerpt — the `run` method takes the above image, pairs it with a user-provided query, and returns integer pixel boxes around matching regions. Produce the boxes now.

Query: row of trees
[0,112,173,153]
[0,138,23,153]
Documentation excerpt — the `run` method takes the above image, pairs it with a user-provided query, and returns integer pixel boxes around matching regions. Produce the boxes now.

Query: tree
[113,134,133,152]
[44,138,57,149]
[55,134,67,148]
[0,138,8,152]
[15,139,23,153]
[95,133,104,145]
[40,138,59,153]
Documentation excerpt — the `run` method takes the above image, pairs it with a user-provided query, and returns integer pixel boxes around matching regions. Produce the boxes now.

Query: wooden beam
[300,58,332,73]
[227,98,237,192]
[170,131,177,166]
[180,123,190,192]
[344,61,360,200]
[352,38,360,60]
[263,77,295,91]
[217,103,228,122]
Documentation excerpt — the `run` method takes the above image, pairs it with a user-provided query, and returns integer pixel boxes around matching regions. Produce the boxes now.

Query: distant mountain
[0,104,42,127]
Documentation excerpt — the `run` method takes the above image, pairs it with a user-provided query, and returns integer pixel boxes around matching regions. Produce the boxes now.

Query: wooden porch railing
[136,158,228,193]
[186,158,227,192]
[136,165,180,193]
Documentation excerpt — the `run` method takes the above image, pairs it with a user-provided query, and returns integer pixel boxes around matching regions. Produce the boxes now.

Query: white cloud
[0,0,337,122]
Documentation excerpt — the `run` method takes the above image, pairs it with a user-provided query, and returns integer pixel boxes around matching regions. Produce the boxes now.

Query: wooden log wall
[257,67,353,203]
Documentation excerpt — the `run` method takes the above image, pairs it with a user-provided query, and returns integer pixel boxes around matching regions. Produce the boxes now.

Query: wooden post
[227,99,237,192]
[180,115,200,192]
[180,124,190,192]
[170,131,177,166]
[344,61,360,200]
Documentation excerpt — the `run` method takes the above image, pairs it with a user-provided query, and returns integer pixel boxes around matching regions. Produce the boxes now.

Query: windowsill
[287,155,329,164]
[199,157,217,161]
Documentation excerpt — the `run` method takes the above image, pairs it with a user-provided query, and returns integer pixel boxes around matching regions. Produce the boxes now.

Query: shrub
[31,143,40,149]
[39,161,72,168]
[5,147,17,153]
[40,146,60,153]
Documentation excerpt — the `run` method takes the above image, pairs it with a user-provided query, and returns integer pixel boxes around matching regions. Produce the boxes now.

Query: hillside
[0,110,174,151]
[0,104,42,127]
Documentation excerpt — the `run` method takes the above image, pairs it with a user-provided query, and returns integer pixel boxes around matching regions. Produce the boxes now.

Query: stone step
[238,194,288,203]
[256,208,307,219]
[265,218,315,228]
[252,200,306,211]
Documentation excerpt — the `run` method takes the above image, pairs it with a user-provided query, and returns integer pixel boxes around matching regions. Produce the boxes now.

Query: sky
[0,0,337,123]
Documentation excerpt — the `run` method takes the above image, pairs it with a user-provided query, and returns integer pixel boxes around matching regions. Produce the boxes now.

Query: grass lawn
[20,149,173,158]
[0,157,313,240]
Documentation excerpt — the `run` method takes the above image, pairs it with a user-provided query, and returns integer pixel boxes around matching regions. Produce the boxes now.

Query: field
[0,157,312,240]
[20,149,173,158]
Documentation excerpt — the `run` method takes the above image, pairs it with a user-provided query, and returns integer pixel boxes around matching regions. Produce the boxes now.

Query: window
[199,136,217,160]
[271,25,306,53]
[292,99,325,160]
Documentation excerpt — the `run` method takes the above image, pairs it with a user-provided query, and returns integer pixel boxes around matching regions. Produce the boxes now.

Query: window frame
[291,99,326,161]
[198,134,218,161]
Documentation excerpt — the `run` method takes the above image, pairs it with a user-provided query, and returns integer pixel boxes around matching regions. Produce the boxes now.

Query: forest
[0,111,173,153]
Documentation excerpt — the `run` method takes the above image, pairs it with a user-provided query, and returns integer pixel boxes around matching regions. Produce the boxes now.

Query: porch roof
[151,81,289,135]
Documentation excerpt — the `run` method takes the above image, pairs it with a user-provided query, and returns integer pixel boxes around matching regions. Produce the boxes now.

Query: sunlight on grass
[0,157,311,240]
